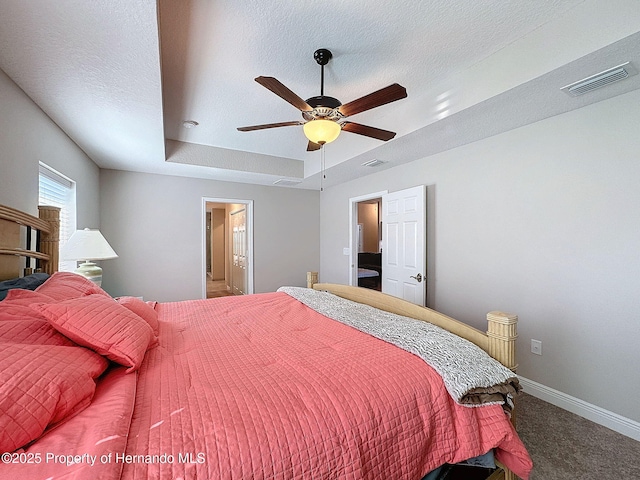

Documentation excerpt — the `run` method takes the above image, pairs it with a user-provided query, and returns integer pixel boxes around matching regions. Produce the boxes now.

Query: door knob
[410,273,423,283]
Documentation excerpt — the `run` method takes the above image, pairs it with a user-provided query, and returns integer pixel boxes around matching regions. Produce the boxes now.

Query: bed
[0,203,533,480]
[357,252,381,290]
[357,267,379,289]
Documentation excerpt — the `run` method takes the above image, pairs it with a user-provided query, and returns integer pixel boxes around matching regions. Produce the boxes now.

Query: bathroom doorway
[356,198,382,291]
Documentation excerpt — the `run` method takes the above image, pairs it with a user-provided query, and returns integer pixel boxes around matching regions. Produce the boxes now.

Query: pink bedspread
[122,292,532,479]
[1,365,137,479]
[3,291,531,479]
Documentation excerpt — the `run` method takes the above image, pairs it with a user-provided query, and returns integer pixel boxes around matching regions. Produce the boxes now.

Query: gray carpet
[516,393,640,479]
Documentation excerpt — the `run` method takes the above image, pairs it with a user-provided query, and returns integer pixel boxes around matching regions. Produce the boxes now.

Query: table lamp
[61,228,118,286]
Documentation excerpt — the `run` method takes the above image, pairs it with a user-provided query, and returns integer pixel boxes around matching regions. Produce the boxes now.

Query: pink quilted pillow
[116,296,159,335]
[0,289,56,321]
[35,272,110,301]
[31,294,154,373]
[0,343,108,453]
[0,318,77,346]
[3,288,55,305]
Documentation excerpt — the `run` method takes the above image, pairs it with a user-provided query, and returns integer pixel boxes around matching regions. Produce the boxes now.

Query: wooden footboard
[309,278,521,480]
[310,282,518,369]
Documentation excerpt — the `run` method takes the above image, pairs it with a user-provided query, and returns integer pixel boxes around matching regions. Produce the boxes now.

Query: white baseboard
[518,376,640,442]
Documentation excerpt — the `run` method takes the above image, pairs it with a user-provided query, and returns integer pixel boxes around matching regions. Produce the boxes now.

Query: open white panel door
[382,185,426,305]
[230,207,247,295]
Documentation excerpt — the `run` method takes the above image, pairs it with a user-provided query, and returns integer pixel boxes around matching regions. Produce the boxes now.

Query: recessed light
[182,120,199,128]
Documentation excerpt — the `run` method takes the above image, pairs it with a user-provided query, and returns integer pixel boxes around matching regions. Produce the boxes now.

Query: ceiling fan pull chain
[320,145,326,192]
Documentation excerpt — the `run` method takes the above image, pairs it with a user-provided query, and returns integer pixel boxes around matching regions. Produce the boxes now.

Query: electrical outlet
[531,339,542,356]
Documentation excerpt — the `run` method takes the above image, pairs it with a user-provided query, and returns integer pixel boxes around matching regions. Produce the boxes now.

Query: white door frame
[201,197,254,298]
[348,190,388,286]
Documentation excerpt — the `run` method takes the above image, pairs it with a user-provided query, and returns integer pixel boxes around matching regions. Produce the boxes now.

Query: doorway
[202,198,254,299]
[349,191,387,290]
[356,198,382,291]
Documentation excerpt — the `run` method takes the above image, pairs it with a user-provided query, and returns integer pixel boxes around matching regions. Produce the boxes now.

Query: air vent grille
[561,62,637,97]
[273,179,302,186]
[361,159,387,167]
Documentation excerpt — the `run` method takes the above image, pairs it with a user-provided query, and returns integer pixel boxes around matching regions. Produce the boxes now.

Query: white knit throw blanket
[278,287,519,410]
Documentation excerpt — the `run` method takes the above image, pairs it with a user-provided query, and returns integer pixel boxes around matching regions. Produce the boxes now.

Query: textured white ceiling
[1,0,639,188]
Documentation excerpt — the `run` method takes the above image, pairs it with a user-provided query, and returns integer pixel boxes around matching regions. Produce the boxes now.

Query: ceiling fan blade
[338,83,407,117]
[307,141,322,151]
[237,121,302,132]
[341,122,397,141]
[255,76,313,112]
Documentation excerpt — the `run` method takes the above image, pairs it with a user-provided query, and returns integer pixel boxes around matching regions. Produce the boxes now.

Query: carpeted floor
[516,393,640,479]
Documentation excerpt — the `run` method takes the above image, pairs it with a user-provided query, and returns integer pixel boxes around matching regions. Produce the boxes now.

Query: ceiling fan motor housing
[303,95,344,122]
[306,95,341,109]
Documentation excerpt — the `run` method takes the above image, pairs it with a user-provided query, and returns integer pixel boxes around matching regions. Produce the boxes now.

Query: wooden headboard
[0,204,60,281]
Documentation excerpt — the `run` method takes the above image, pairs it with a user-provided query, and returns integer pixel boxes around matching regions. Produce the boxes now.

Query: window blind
[38,163,76,271]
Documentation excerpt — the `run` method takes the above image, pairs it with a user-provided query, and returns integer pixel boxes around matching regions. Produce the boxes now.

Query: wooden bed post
[307,271,318,288]
[487,311,520,480]
[486,310,519,425]
[38,206,60,275]
[486,311,518,372]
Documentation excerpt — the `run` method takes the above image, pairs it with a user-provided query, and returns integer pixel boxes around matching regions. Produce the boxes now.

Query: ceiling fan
[237,49,407,151]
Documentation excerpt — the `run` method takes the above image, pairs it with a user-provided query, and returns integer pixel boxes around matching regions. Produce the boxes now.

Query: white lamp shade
[303,119,341,145]
[61,228,118,261]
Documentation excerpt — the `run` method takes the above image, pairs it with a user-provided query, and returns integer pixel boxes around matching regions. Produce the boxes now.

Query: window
[38,163,77,271]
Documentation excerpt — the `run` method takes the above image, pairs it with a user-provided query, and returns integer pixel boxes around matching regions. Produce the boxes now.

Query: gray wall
[1,66,320,304]
[99,169,320,301]
[319,89,640,423]
[4,59,638,426]
[0,68,100,225]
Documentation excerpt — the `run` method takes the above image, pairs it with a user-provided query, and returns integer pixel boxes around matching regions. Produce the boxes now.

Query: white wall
[319,89,640,424]
[0,68,100,224]
[99,169,320,301]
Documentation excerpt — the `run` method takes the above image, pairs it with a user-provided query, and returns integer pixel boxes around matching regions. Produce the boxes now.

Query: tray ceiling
[1,0,639,188]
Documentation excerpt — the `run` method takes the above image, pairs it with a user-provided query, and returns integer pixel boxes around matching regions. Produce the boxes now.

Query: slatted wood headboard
[0,204,60,281]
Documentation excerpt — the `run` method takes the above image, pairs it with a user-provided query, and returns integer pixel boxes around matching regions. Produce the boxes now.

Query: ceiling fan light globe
[303,119,341,145]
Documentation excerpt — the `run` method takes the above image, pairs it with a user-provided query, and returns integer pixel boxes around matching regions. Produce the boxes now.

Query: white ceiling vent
[273,178,302,186]
[361,159,387,167]
[561,62,637,96]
